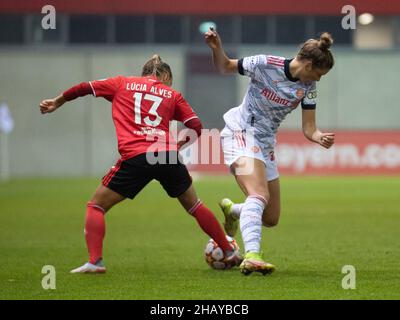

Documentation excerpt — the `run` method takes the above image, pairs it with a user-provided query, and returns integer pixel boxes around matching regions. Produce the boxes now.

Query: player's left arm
[40,77,121,115]
[39,82,93,114]
[204,28,238,74]
[302,109,335,149]
[39,94,66,114]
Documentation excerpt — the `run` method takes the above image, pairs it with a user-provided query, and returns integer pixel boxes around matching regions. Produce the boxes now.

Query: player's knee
[186,199,203,216]
[177,186,198,214]
[249,190,270,206]
[263,218,279,228]
[262,209,280,227]
[87,200,107,213]
[89,194,118,213]
[88,196,114,213]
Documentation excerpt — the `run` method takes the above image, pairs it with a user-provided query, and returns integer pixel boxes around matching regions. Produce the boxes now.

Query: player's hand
[317,132,335,149]
[204,27,222,50]
[39,96,65,114]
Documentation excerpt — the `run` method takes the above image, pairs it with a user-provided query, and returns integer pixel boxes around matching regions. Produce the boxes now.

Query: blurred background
[0,0,399,178]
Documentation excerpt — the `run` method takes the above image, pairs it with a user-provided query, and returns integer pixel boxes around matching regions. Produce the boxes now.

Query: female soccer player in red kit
[39,55,242,273]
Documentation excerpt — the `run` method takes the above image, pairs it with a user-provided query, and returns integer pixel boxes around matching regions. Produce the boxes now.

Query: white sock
[240,196,266,253]
[231,203,244,219]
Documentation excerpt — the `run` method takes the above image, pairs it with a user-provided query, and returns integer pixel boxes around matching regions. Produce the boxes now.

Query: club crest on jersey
[296,89,305,99]
[261,88,297,108]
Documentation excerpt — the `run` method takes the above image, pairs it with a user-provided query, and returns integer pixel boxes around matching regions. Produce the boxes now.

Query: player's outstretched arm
[39,82,94,115]
[302,109,335,149]
[204,28,238,74]
[39,94,66,114]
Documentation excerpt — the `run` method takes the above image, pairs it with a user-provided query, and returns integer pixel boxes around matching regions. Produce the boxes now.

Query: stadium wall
[0,47,399,177]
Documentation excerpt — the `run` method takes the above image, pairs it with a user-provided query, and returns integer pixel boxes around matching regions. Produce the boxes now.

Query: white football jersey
[223,55,317,147]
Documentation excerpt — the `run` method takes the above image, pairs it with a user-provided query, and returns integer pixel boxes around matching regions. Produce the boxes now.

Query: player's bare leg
[178,185,242,267]
[220,178,281,227]
[71,184,125,274]
[231,157,276,275]
[90,184,126,212]
[177,184,199,212]
[262,178,281,228]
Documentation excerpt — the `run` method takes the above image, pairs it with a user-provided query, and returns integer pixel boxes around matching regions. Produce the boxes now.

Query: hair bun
[151,54,162,64]
[318,32,333,51]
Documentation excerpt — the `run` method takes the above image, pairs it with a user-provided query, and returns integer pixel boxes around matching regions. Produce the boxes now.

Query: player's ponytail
[142,54,173,82]
[318,32,333,51]
[297,32,334,70]
[151,54,162,65]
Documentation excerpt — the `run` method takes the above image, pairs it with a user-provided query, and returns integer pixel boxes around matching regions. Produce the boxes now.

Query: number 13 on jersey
[133,92,163,127]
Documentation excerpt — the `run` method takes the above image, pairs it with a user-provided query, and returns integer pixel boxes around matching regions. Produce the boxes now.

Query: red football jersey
[89,75,198,160]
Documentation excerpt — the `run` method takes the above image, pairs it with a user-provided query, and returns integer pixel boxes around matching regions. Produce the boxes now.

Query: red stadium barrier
[187,130,400,175]
[1,0,399,15]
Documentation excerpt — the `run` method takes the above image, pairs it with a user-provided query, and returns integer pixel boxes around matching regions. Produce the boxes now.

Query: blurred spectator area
[1,14,356,46]
[0,0,400,48]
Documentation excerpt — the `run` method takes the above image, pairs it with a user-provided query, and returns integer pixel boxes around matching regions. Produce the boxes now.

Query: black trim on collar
[284,59,299,82]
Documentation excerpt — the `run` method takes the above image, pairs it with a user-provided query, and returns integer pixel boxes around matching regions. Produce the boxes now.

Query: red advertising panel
[187,130,400,175]
[275,130,400,175]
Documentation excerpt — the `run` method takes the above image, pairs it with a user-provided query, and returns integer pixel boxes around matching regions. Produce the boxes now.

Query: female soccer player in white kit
[205,28,336,275]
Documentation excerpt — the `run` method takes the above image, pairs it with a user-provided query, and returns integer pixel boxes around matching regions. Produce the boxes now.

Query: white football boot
[70,259,106,274]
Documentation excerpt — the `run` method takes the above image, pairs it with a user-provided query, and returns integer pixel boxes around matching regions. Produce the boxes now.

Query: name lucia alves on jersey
[126,82,173,98]
[261,87,302,108]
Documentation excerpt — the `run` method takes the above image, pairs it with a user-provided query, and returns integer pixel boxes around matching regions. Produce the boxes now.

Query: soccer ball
[204,236,240,270]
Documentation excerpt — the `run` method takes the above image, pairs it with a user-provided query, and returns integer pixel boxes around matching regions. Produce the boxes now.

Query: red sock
[85,202,106,264]
[189,200,232,252]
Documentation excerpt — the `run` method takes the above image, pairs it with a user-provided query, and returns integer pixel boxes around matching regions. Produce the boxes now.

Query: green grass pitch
[1,176,399,300]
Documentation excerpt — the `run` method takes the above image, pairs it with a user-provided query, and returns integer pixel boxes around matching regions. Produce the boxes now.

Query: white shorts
[220,126,279,181]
